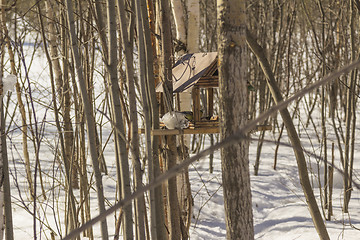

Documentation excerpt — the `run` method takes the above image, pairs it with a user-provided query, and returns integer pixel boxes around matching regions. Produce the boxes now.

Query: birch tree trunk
[217,0,254,239]
[88,1,108,174]
[133,1,152,239]
[187,0,200,52]
[171,0,187,54]
[170,3,198,236]
[178,1,200,236]
[65,1,109,239]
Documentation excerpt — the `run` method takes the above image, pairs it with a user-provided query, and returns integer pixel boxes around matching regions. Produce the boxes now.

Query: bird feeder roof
[156,52,218,93]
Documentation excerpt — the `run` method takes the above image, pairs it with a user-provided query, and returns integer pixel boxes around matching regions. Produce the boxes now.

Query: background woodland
[0,0,360,239]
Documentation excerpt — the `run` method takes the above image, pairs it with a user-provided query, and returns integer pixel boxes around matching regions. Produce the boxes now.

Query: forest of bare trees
[0,0,360,239]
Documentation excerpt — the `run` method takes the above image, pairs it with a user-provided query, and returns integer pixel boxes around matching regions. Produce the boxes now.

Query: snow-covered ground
[4,39,360,239]
[189,130,360,240]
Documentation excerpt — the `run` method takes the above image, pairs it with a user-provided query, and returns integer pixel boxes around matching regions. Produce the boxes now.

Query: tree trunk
[344,0,357,213]
[217,0,254,239]
[65,1,109,239]
[0,73,14,240]
[0,95,13,240]
[106,0,134,238]
[160,0,182,239]
[172,1,197,236]
[135,0,168,239]
[187,0,200,52]
[171,0,186,54]
[144,1,168,238]
[45,0,77,189]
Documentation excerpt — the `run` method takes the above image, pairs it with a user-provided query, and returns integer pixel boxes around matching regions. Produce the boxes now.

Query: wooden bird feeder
[148,52,271,136]
[154,52,219,135]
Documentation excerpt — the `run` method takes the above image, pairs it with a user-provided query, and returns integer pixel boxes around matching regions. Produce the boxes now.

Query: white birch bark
[171,0,187,55]
[178,0,201,145]
[173,2,200,237]
[187,0,200,52]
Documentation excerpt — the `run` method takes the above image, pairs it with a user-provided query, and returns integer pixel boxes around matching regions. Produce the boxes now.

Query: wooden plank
[139,124,271,136]
[151,127,220,135]
[193,87,201,122]
[196,77,218,88]
[198,76,218,81]
[203,58,218,76]
[193,123,219,128]
[252,125,272,132]
[207,88,214,118]
[159,121,219,128]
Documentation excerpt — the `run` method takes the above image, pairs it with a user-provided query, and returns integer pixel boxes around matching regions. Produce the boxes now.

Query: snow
[189,134,360,239]
[2,74,17,94]
[4,40,360,240]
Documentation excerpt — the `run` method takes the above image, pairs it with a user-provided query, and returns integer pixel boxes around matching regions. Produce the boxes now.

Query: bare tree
[143,1,168,238]
[343,0,357,213]
[246,28,330,240]
[37,3,79,235]
[45,0,77,189]
[0,3,15,239]
[217,0,254,239]
[64,0,108,239]
[159,0,182,238]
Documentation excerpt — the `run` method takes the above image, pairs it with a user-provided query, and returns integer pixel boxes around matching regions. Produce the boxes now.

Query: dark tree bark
[217,0,254,239]
[106,0,134,238]
[160,0,182,239]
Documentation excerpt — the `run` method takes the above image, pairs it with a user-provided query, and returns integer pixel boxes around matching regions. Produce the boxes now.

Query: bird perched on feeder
[161,111,190,129]
[178,111,195,121]
[247,81,255,91]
